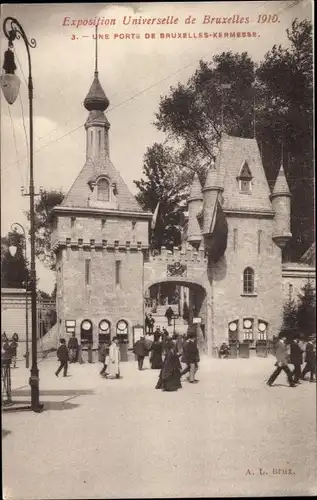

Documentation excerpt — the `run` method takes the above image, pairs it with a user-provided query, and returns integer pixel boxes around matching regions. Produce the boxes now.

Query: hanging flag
[205,194,228,262]
[151,202,160,230]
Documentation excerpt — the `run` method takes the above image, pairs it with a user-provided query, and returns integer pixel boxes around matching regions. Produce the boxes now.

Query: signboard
[193,317,202,324]
[65,319,76,334]
[133,325,144,343]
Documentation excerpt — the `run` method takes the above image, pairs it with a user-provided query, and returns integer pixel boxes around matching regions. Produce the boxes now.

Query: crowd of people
[97,326,200,391]
[134,328,200,391]
[267,335,316,387]
[7,323,313,392]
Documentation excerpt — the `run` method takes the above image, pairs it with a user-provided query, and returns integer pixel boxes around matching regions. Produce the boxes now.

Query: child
[55,338,69,377]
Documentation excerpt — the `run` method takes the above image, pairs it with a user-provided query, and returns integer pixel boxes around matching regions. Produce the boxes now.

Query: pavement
[2,354,317,499]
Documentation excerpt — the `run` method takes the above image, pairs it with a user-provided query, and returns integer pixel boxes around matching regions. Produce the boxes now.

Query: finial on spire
[94,25,98,75]
[280,140,284,166]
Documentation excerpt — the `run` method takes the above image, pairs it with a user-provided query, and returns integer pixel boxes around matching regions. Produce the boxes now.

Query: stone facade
[50,60,314,354]
[51,64,151,348]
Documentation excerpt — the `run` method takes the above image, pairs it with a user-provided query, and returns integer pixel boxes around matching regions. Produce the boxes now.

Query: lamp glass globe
[0,73,21,105]
[9,245,17,257]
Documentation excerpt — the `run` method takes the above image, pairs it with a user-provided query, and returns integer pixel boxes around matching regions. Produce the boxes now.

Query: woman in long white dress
[106,337,121,379]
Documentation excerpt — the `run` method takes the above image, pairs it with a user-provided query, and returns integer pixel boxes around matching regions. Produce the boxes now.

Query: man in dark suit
[133,336,148,370]
[55,338,69,377]
[267,336,296,387]
[181,334,200,383]
[290,338,303,384]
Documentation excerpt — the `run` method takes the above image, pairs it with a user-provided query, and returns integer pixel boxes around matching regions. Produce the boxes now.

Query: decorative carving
[166,261,187,277]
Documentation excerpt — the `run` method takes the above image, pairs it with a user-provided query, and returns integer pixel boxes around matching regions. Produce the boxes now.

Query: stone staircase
[150,306,189,336]
[37,322,59,352]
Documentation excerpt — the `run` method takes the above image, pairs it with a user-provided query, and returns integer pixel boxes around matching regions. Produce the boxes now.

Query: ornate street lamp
[1,17,42,412]
[9,223,30,369]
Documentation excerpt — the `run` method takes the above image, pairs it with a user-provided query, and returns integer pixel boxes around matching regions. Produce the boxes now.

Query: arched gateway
[144,246,214,355]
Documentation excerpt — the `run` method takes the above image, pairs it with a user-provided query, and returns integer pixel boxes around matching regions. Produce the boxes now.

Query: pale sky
[1,1,312,293]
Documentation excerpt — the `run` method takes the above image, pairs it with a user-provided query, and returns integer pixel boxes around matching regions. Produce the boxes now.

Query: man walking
[100,342,110,376]
[55,338,69,377]
[165,306,174,327]
[181,334,200,383]
[267,335,296,387]
[290,337,303,384]
[133,336,148,370]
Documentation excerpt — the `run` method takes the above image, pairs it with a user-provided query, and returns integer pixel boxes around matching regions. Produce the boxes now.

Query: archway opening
[144,280,207,350]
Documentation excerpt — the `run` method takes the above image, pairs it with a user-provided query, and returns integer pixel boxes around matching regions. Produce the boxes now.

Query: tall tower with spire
[84,30,110,164]
[51,33,152,348]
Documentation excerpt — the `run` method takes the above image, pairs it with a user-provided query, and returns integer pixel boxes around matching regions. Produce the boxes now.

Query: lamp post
[9,223,30,369]
[1,17,42,412]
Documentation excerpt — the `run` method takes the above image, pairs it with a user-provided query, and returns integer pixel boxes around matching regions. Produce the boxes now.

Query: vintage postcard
[1,1,315,499]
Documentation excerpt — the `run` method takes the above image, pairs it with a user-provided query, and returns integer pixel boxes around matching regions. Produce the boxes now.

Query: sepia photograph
[1,1,315,498]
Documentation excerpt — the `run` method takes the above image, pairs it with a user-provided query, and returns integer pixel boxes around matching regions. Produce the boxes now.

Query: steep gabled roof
[214,134,273,212]
[62,157,144,213]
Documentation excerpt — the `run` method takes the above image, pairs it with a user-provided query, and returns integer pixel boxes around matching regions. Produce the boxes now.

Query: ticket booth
[116,320,129,361]
[98,320,111,345]
[228,320,239,358]
[80,319,93,346]
[80,319,93,362]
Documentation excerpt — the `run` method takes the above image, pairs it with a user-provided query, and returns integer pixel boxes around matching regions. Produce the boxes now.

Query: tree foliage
[25,189,64,269]
[134,20,313,259]
[256,19,313,260]
[281,298,299,339]
[281,280,316,341]
[134,143,187,249]
[297,281,316,340]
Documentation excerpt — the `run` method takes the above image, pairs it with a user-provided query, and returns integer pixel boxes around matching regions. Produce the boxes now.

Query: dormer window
[97,178,110,201]
[238,161,252,193]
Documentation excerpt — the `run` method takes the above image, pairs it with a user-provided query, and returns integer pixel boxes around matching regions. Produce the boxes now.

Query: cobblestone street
[2,355,316,499]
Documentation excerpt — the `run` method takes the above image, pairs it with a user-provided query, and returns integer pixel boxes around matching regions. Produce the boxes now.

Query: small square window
[239,180,251,193]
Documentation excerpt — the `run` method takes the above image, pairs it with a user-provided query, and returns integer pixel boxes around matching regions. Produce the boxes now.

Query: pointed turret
[201,144,228,261]
[84,28,111,162]
[270,164,292,248]
[187,173,203,249]
[272,165,291,196]
[202,164,223,237]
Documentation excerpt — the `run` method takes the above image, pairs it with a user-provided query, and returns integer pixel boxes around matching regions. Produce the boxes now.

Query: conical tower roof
[84,72,109,112]
[272,165,291,196]
[203,165,223,191]
[188,173,203,200]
